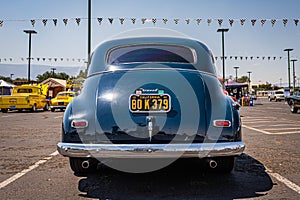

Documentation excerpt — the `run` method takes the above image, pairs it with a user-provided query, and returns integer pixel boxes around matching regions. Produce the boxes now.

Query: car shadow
[76,154,273,200]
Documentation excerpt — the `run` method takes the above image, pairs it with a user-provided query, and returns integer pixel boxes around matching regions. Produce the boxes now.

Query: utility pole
[233,66,239,82]
[284,48,293,89]
[51,68,56,77]
[87,0,91,70]
[247,71,252,93]
[24,30,37,83]
[217,28,229,82]
[291,59,297,91]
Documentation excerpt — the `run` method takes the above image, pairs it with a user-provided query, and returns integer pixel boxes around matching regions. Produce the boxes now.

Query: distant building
[224,79,248,100]
[41,78,66,98]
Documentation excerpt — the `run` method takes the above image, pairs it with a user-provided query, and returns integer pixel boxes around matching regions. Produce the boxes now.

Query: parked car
[286,90,300,113]
[50,91,77,112]
[57,36,245,174]
[268,90,285,101]
[0,84,49,113]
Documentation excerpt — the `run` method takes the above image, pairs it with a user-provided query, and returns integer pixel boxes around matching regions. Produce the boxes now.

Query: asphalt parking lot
[0,98,299,199]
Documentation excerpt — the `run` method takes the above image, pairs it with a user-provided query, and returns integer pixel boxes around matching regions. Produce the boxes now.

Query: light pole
[247,71,252,93]
[87,0,91,69]
[233,66,239,82]
[217,28,229,82]
[24,30,37,84]
[291,59,297,91]
[279,78,282,87]
[10,74,14,80]
[284,48,293,89]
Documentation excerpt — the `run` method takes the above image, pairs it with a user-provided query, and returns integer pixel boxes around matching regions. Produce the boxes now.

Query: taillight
[71,120,88,128]
[213,120,231,127]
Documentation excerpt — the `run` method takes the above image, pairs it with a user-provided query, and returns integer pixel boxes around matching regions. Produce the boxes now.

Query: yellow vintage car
[50,91,77,112]
[0,84,49,113]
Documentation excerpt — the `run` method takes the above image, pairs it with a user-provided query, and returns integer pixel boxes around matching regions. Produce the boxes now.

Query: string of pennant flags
[0,17,300,27]
[0,56,286,64]
[0,57,87,63]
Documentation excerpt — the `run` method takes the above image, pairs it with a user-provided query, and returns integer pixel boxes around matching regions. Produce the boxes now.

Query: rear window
[17,89,32,93]
[57,93,76,97]
[107,44,196,65]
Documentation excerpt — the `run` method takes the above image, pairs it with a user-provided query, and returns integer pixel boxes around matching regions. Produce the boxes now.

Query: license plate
[129,94,171,113]
[58,102,64,105]
[10,106,16,110]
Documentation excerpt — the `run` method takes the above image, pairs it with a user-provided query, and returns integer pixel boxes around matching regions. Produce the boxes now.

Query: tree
[0,75,13,83]
[237,76,249,83]
[257,83,273,91]
[36,71,69,82]
[77,69,87,79]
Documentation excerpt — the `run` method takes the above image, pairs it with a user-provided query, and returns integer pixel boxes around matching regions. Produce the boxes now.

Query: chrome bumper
[57,142,245,158]
[50,105,67,109]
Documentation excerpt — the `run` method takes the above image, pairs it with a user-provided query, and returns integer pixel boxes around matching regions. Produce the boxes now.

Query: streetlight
[24,30,37,83]
[217,28,229,82]
[87,0,91,69]
[284,48,293,89]
[247,71,252,93]
[279,78,282,87]
[291,59,297,91]
[233,66,239,82]
[10,74,14,80]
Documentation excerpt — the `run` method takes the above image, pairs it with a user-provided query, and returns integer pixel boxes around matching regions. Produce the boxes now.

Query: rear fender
[62,76,100,143]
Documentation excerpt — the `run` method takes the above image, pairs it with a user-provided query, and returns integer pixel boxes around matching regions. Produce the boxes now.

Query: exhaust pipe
[208,159,218,169]
[82,160,90,169]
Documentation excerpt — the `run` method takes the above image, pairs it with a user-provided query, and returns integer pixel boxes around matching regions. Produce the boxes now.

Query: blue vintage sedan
[57,36,245,174]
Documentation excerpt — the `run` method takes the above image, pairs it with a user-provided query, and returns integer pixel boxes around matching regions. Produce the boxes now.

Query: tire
[1,109,8,113]
[43,103,49,111]
[51,108,55,112]
[69,158,98,174]
[31,104,36,112]
[268,97,272,101]
[211,157,235,174]
[290,100,298,113]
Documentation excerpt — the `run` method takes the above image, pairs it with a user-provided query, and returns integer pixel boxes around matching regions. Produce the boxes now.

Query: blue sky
[0,0,300,85]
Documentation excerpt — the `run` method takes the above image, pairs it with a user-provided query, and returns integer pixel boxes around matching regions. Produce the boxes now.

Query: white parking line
[54,116,63,119]
[274,131,300,134]
[0,151,59,189]
[243,125,272,134]
[251,124,299,128]
[243,125,299,135]
[242,118,276,122]
[1,115,12,118]
[266,168,300,194]
[264,127,300,131]
[242,120,274,124]
[242,116,276,119]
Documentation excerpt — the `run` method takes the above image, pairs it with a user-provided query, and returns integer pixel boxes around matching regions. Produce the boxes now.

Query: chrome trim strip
[57,142,245,158]
[88,68,217,78]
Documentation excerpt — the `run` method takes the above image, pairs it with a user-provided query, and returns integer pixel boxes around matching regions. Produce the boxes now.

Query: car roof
[88,37,216,76]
